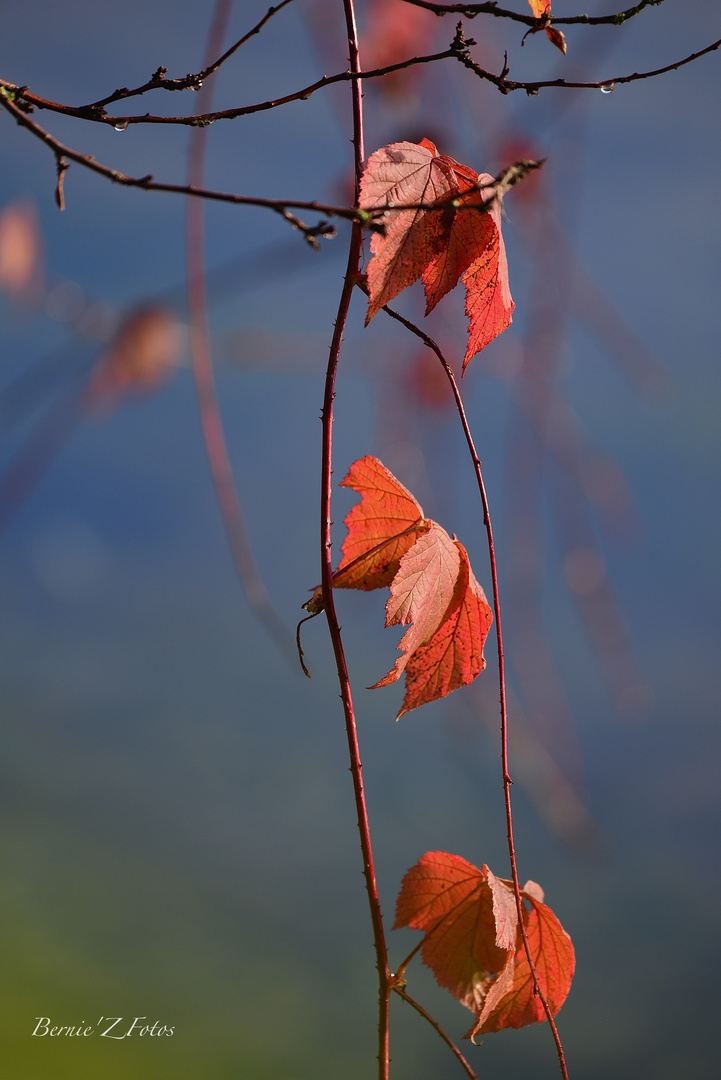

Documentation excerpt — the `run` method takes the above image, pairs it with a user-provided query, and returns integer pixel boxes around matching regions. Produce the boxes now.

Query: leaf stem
[393,986,479,1080]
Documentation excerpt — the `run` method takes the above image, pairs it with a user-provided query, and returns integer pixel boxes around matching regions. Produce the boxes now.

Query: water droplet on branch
[599,83,615,95]
[114,121,129,131]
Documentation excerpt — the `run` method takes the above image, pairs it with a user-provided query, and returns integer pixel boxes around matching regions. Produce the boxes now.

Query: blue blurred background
[1,2,720,1077]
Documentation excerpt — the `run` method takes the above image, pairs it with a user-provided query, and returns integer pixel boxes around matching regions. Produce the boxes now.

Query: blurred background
[0,2,719,1077]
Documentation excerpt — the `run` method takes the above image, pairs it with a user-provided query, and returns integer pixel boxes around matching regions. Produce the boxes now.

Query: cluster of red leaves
[329,456,493,718]
[359,139,513,372]
[395,851,575,1037]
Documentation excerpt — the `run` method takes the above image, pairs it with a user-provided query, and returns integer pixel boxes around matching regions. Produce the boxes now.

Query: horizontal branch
[0,90,347,239]
[0,88,539,234]
[453,30,721,95]
[4,23,717,129]
[0,48,460,128]
[401,0,665,27]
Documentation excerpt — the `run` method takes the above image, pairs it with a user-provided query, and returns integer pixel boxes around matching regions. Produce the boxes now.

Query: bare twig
[0,90,354,232]
[400,0,664,27]
[393,987,479,1080]
[0,91,545,240]
[453,32,721,95]
[4,27,717,129]
[1,47,460,127]
[318,3,392,1078]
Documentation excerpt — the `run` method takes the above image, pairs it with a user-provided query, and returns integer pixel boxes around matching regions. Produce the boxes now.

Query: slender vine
[318,3,393,1076]
[185,0,295,662]
[374,300,570,1079]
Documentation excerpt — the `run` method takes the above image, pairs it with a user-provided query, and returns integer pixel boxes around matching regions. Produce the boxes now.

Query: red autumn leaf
[326,457,492,715]
[360,141,514,369]
[466,890,576,1037]
[391,542,493,719]
[420,168,514,371]
[371,522,462,687]
[527,0,567,54]
[461,189,514,371]
[360,139,458,322]
[333,455,428,591]
[393,852,518,1010]
[421,176,493,316]
[394,851,575,1036]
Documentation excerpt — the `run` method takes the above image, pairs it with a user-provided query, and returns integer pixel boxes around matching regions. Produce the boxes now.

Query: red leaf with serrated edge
[461,180,514,371]
[422,166,494,315]
[466,891,575,1037]
[394,851,575,1037]
[360,142,514,367]
[326,458,492,714]
[393,852,518,1011]
[334,456,427,591]
[392,542,493,718]
[370,522,462,687]
[360,140,458,322]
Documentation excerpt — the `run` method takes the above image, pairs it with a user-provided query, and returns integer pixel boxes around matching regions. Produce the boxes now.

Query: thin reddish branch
[185,0,296,663]
[0,90,348,235]
[0,91,542,241]
[393,987,479,1080]
[375,300,571,1080]
[323,235,393,1077]
[318,4,391,1079]
[1,48,460,126]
